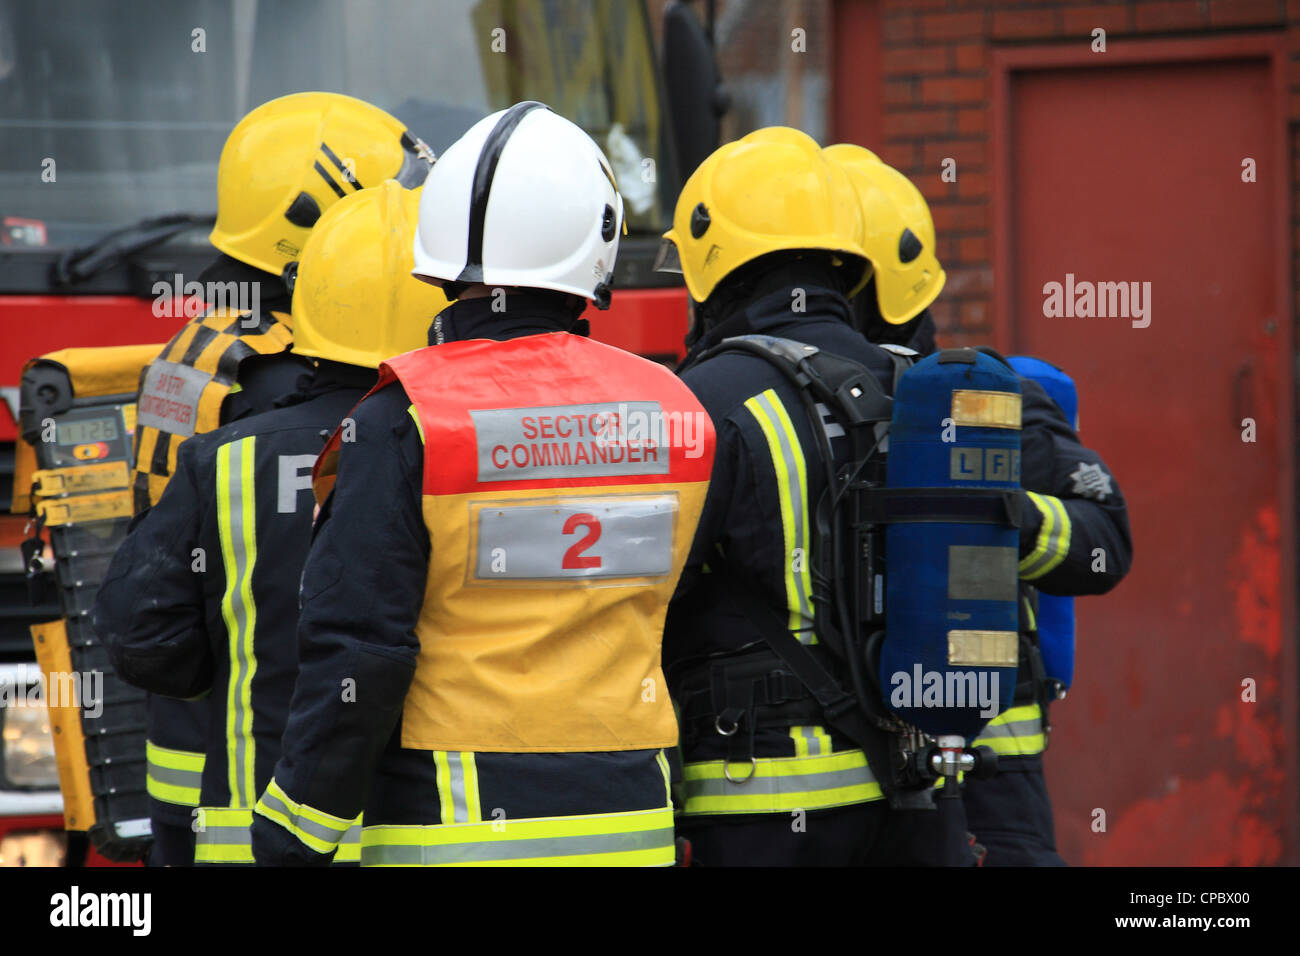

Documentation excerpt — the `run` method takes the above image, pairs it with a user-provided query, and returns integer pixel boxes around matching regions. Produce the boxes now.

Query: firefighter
[94,181,445,865]
[129,91,433,865]
[827,144,1134,865]
[249,102,714,867]
[653,127,969,865]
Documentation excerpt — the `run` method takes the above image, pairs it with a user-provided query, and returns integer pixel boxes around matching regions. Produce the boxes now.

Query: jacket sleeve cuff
[1018,491,1072,580]
[252,777,358,865]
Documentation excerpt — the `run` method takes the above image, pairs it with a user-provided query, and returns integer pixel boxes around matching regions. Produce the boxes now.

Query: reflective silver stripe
[1020,493,1070,579]
[800,726,825,756]
[341,823,362,846]
[257,788,354,844]
[469,402,670,482]
[683,762,876,800]
[447,753,468,821]
[474,496,676,580]
[361,827,673,866]
[195,823,251,847]
[146,763,201,789]
[977,716,1043,739]
[749,390,814,640]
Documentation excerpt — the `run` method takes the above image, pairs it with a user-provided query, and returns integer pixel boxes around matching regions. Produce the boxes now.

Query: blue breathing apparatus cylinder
[879,349,1022,742]
[1008,355,1078,691]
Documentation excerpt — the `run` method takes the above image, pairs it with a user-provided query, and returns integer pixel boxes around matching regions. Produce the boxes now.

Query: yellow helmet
[660,127,870,304]
[210,92,434,276]
[824,143,945,324]
[290,181,448,369]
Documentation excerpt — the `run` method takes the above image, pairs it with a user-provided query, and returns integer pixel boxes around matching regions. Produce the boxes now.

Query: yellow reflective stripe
[790,725,809,757]
[254,777,359,856]
[194,807,253,864]
[812,726,832,755]
[146,777,201,807]
[988,703,1041,727]
[216,436,259,808]
[974,702,1046,755]
[788,725,832,757]
[744,389,815,642]
[145,741,204,806]
[334,823,363,863]
[977,733,1046,756]
[1019,492,1072,580]
[434,752,482,825]
[655,750,672,806]
[407,403,426,443]
[146,741,205,772]
[1021,594,1037,632]
[681,749,883,815]
[360,806,674,867]
[196,806,363,864]
[434,751,454,825]
[461,753,482,825]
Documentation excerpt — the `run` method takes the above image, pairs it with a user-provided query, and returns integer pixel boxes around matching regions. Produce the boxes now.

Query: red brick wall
[869,0,1295,347]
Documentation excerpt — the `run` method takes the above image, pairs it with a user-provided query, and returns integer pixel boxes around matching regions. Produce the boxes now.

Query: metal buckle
[724,758,758,785]
[715,715,739,737]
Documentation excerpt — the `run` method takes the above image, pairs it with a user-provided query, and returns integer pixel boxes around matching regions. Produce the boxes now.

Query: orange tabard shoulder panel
[358,332,714,753]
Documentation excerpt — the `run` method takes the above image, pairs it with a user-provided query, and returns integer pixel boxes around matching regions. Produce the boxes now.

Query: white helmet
[412,102,624,309]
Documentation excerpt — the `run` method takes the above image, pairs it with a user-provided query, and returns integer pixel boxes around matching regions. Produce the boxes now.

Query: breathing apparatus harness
[673,335,1005,809]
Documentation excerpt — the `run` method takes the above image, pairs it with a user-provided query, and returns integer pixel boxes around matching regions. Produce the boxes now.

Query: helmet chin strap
[592,273,614,310]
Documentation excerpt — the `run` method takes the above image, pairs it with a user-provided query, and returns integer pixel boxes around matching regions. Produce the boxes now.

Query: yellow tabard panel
[401,480,709,754]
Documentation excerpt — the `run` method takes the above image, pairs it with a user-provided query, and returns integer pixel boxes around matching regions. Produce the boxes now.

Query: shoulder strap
[709,555,928,806]
[699,334,893,428]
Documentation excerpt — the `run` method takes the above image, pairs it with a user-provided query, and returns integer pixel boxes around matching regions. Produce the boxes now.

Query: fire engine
[0,0,723,866]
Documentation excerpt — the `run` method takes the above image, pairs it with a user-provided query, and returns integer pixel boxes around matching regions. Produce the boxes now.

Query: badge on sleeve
[1069,461,1113,501]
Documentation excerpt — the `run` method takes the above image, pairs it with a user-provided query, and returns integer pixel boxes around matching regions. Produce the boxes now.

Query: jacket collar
[679,283,854,372]
[430,292,589,345]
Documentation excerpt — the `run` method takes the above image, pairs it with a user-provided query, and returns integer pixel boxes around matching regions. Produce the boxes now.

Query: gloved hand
[251,812,334,867]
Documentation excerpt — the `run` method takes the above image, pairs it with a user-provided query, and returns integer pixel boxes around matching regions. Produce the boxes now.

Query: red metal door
[996,41,1295,865]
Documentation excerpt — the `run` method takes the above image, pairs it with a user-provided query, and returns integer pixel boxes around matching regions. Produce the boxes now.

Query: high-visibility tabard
[132,308,293,511]
[318,332,715,753]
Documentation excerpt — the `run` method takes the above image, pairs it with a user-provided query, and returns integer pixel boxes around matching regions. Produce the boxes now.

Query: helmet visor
[653,237,683,274]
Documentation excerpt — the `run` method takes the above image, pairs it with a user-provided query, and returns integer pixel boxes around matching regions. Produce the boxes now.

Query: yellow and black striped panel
[131,309,292,513]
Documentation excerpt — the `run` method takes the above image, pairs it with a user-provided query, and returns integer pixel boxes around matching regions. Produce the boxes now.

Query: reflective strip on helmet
[254,778,360,856]
[652,237,683,274]
[1019,492,1072,580]
[195,806,362,864]
[434,751,482,825]
[457,101,549,285]
[395,141,432,189]
[972,703,1045,756]
[744,389,815,642]
[320,141,363,190]
[360,806,675,867]
[216,436,259,808]
[789,725,833,757]
[680,749,883,815]
[145,741,204,807]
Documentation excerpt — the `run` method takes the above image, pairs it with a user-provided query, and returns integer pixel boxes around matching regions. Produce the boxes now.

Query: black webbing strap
[709,558,912,803]
[863,487,1022,527]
